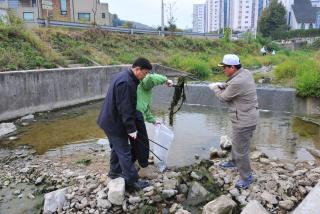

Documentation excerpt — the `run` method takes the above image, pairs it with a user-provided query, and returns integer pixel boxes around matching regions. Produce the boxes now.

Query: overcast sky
[101,0,205,29]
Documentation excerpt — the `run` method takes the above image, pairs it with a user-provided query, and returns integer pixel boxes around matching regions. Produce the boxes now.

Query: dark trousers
[107,134,138,185]
[130,112,149,168]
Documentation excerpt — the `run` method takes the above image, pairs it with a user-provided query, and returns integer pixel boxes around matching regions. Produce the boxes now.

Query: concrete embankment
[1,65,319,122]
[0,64,183,121]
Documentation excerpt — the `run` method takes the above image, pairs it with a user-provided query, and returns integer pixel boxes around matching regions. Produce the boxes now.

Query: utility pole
[161,0,164,31]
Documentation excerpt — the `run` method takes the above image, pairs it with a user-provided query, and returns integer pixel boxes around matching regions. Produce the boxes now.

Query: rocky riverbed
[1,139,320,214]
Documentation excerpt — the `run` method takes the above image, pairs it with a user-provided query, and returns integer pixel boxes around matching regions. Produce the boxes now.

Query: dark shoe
[126,180,150,193]
[235,174,254,189]
[219,161,237,169]
[108,172,121,179]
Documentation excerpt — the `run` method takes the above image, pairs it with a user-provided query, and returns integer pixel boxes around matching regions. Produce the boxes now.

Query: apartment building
[192,4,206,33]
[72,0,110,25]
[207,0,224,32]
[0,0,112,26]
[229,0,258,32]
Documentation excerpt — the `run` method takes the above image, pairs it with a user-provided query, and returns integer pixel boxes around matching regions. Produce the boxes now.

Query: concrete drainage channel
[0,65,320,214]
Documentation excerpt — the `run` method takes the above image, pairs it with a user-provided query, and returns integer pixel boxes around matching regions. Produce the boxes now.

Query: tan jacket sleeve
[214,83,242,102]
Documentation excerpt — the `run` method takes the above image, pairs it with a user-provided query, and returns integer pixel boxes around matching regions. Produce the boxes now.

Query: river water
[1,101,319,167]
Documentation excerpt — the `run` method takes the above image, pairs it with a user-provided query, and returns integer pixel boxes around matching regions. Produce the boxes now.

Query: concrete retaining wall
[0,65,186,121]
[0,66,319,121]
[153,85,320,115]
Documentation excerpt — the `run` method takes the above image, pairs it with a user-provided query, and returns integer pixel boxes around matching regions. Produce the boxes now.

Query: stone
[13,189,21,195]
[107,177,125,205]
[97,199,111,209]
[176,194,186,203]
[129,196,141,204]
[306,148,320,158]
[175,208,191,214]
[9,136,18,141]
[229,188,240,197]
[21,114,34,121]
[169,203,180,213]
[0,123,17,137]
[162,189,178,199]
[209,147,219,159]
[35,176,44,185]
[43,188,67,214]
[236,195,247,205]
[190,171,202,180]
[163,178,178,190]
[97,190,107,199]
[220,135,232,150]
[259,158,270,164]
[187,182,210,206]
[261,191,278,205]
[279,200,294,210]
[250,151,267,160]
[138,165,158,179]
[202,195,236,214]
[293,169,308,177]
[143,186,154,192]
[240,200,269,214]
[178,184,188,194]
[284,163,296,172]
[292,182,320,214]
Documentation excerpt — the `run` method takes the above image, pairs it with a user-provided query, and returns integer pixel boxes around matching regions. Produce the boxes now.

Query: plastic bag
[153,124,174,172]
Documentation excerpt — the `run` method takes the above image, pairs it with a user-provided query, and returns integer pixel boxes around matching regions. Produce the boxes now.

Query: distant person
[271,50,276,55]
[133,73,173,170]
[97,57,152,192]
[260,46,266,56]
[208,54,259,189]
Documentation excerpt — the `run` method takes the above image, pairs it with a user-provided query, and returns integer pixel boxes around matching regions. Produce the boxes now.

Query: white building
[229,0,259,32]
[192,4,207,33]
[206,0,224,32]
[311,0,320,7]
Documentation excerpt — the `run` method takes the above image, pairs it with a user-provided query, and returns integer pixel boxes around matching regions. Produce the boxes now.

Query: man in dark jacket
[97,57,152,191]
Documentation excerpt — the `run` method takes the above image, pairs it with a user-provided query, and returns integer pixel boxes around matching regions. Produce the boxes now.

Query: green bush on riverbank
[274,51,320,97]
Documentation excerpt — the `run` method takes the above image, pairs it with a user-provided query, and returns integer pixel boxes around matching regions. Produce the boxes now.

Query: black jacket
[97,69,140,137]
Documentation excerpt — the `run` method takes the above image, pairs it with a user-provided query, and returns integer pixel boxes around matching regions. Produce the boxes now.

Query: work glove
[153,119,162,126]
[166,79,174,87]
[208,82,226,91]
[128,131,137,140]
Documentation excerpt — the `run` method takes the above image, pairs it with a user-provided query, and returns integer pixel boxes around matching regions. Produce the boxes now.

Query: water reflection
[0,102,319,166]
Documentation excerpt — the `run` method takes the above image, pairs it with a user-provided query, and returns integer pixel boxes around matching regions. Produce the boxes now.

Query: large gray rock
[240,200,268,214]
[220,135,232,150]
[0,123,17,138]
[292,181,320,214]
[43,188,67,214]
[279,200,294,210]
[107,177,125,205]
[261,191,278,204]
[97,199,112,209]
[187,182,210,206]
[202,195,236,214]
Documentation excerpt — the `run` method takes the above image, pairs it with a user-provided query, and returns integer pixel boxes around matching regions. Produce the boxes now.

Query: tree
[258,0,287,38]
[166,1,177,32]
[123,21,133,28]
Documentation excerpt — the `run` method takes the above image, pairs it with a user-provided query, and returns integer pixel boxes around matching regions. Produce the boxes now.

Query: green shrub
[274,59,299,80]
[295,60,320,97]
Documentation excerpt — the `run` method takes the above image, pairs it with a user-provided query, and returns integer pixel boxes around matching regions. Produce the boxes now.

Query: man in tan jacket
[209,54,259,189]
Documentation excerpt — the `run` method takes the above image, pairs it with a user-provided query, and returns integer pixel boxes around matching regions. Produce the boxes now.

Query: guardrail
[37,19,225,38]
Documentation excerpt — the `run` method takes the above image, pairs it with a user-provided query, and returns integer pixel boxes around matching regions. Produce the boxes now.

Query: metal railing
[36,19,223,38]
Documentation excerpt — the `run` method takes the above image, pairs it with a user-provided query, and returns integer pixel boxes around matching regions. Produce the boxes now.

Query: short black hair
[235,64,242,70]
[132,57,152,70]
